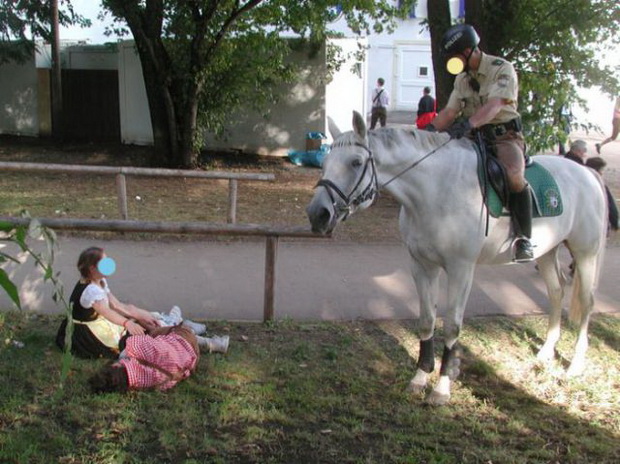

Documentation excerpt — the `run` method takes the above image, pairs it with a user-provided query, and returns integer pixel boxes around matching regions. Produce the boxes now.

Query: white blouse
[80,279,111,309]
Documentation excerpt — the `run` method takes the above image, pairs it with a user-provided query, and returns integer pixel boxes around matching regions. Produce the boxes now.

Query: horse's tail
[568,172,608,325]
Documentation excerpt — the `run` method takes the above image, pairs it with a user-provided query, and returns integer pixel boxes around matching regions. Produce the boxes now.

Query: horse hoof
[536,345,554,363]
[407,381,426,395]
[425,391,450,406]
[566,361,584,378]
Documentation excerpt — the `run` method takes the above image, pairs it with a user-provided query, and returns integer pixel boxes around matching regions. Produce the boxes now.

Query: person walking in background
[596,96,620,154]
[370,78,390,129]
[416,86,437,129]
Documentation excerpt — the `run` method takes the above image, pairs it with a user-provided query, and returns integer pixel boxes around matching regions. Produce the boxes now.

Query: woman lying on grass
[89,324,200,392]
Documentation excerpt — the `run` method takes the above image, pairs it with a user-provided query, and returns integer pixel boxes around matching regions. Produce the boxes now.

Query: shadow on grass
[589,315,620,352]
[1,313,619,463]
[374,318,620,463]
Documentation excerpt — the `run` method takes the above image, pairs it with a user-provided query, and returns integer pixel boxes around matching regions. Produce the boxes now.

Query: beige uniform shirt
[446,53,520,124]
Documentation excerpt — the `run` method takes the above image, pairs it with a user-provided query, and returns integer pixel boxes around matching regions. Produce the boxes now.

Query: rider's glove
[446,120,472,139]
[424,124,437,132]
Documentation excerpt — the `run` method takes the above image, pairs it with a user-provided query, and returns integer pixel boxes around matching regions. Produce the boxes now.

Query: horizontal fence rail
[0,216,330,321]
[0,161,275,224]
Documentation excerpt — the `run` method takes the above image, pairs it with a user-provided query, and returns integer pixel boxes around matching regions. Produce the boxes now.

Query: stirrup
[513,238,534,263]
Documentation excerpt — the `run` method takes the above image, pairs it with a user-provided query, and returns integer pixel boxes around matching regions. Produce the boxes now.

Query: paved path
[2,236,618,321]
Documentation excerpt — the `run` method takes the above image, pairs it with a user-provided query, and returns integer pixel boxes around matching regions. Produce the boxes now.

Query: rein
[380,137,452,188]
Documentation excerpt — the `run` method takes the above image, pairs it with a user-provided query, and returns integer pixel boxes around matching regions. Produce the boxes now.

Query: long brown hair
[77,247,104,279]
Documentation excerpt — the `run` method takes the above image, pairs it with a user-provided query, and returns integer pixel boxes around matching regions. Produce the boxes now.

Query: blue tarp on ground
[288,144,330,168]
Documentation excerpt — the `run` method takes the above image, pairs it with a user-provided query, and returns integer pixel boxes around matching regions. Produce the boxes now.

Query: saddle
[474,136,563,219]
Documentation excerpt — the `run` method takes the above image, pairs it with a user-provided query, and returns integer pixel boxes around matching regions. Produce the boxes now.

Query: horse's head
[306,111,379,234]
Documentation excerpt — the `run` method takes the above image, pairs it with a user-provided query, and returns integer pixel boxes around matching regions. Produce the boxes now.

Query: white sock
[182,319,207,335]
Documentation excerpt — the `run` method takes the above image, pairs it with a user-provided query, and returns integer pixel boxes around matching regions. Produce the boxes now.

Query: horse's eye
[351,158,363,168]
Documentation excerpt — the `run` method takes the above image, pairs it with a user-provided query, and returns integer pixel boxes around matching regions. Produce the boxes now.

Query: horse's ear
[352,111,367,138]
[327,116,342,140]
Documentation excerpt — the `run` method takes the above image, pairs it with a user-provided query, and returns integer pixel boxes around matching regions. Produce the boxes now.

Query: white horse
[306,111,607,405]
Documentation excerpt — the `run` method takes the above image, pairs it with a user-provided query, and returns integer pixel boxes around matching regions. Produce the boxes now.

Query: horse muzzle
[306,189,340,235]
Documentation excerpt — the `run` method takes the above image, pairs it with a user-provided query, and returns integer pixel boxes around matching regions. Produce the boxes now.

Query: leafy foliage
[0,0,90,64]
[0,213,74,383]
[99,0,415,166]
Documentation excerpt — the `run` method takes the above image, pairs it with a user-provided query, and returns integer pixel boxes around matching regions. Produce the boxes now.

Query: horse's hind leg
[566,253,598,377]
[407,259,440,394]
[536,245,567,362]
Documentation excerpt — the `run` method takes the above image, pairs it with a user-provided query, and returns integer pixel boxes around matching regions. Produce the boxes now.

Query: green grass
[1,311,619,463]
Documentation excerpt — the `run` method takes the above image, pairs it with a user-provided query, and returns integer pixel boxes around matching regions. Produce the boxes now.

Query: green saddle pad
[482,160,563,218]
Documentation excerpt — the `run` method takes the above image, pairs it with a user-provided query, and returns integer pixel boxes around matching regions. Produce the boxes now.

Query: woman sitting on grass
[56,247,160,359]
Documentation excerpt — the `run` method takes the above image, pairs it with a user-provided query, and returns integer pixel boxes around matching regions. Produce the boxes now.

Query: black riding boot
[510,185,534,262]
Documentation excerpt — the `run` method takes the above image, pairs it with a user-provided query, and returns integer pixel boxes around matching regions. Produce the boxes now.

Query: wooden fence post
[116,173,128,220]
[263,235,279,322]
[228,179,238,224]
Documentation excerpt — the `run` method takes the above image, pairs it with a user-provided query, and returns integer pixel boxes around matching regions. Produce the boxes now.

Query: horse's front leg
[406,258,440,395]
[426,263,476,405]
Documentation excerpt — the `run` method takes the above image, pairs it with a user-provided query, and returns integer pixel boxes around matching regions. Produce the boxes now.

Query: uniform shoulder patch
[492,58,504,65]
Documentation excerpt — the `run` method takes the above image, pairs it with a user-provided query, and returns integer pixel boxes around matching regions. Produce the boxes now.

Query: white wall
[204,44,328,156]
[118,42,153,145]
[0,58,39,136]
[325,38,368,142]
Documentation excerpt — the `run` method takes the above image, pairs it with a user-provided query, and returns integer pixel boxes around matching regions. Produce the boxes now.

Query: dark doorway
[61,69,120,142]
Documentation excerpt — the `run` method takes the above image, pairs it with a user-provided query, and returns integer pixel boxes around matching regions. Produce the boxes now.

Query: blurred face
[93,254,117,277]
[446,47,474,75]
[574,147,587,160]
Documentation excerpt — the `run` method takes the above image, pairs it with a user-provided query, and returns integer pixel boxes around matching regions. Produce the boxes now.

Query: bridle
[315,142,379,221]
[315,135,451,220]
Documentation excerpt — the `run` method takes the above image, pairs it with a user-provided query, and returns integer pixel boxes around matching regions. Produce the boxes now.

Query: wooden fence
[0,161,275,224]
[0,216,329,322]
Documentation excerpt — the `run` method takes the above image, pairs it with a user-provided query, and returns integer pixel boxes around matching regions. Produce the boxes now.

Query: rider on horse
[427,24,534,262]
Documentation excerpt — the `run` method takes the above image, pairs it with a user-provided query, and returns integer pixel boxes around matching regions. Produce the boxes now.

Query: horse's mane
[332,127,453,155]
[368,127,452,153]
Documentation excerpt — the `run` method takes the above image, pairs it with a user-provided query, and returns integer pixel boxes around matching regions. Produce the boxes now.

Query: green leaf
[0,268,21,310]
[15,225,27,250]
[0,220,16,232]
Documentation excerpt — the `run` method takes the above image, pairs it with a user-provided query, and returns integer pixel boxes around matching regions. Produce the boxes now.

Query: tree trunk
[50,0,63,140]
[427,0,453,110]
[179,91,200,168]
[465,0,487,51]
[138,53,175,166]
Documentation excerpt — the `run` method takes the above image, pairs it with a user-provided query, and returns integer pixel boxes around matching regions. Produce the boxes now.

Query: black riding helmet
[441,24,480,75]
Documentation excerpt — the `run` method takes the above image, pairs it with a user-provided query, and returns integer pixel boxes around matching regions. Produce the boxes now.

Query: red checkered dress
[119,333,198,390]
